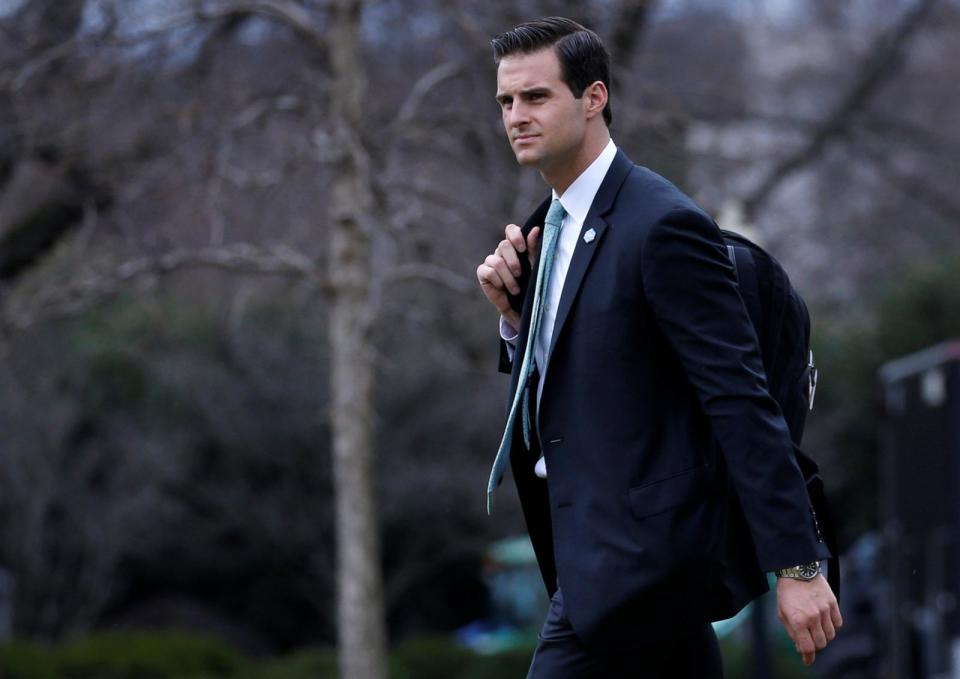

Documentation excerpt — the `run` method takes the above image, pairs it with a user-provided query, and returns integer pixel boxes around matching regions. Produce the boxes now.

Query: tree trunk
[327,1,388,679]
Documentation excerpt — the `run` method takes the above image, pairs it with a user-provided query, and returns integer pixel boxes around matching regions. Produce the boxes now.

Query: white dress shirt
[500,138,618,477]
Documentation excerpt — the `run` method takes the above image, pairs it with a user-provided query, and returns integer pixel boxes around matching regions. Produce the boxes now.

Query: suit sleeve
[497,249,533,375]
[641,208,830,571]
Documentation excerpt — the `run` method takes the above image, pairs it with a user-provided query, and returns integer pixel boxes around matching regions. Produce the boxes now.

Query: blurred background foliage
[809,252,960,537]
[0,631,812,678]
[0,0,958,675]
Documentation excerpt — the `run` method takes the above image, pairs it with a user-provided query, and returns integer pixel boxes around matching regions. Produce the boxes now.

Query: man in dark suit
[476,17,842,678]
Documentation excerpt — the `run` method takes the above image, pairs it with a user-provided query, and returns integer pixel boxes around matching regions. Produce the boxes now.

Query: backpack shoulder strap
[727,244,763,331]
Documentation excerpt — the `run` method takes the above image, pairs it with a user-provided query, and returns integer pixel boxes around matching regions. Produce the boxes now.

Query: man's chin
[513,150,541,167]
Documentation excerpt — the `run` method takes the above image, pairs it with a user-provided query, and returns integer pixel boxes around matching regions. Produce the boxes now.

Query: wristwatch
[775,561,821,581]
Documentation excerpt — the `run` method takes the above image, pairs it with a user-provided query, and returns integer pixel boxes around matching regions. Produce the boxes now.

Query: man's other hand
[776,574,843,666]
[477,223,541,329]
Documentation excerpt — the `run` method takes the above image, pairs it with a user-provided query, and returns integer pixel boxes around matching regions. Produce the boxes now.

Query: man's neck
[541,130,611,196]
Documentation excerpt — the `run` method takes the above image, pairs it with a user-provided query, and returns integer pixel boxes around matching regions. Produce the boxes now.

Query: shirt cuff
[500,317,519,344]
[499,317,518,363]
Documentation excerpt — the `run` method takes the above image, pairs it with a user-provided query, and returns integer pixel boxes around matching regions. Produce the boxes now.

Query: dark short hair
[491,17,612,126]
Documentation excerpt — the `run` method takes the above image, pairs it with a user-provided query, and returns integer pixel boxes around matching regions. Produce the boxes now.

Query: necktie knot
[545,199,565,233]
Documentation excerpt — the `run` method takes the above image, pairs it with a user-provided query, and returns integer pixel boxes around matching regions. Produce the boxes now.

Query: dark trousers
[527,586,724,678]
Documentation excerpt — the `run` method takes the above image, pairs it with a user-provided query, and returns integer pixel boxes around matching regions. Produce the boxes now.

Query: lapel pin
[583,228,596,244]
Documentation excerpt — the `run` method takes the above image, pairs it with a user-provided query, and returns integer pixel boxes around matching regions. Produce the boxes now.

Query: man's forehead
[496,48,563,90]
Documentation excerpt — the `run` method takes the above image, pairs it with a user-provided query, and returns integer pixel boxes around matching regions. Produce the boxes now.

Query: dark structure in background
[880,340,960,679]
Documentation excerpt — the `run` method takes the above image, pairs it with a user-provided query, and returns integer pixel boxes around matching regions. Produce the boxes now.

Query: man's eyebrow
[496,87,550,103]
[519,87,550,98]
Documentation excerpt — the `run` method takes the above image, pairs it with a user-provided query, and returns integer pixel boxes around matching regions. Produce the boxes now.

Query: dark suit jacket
[498,149,830,652]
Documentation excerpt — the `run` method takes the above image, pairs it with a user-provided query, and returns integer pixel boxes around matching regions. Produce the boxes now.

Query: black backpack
[722,229,840,600]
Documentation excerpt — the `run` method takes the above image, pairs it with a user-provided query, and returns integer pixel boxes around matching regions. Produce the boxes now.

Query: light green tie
[487,199,566,512]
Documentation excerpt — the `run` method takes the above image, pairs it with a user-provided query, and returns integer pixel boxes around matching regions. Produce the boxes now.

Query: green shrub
[0,640,58,679]
[56,631,247,679]
[720,633,816,679]
[462,645,536,679]
[390,636,478,679]
[389,636,537,679]
[241,648,337,679]
[0,632,537,679]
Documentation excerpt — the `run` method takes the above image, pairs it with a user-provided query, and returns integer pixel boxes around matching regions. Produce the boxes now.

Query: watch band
[775,561,821,581]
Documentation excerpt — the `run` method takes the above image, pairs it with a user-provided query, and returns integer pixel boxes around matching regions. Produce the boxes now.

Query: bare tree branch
[232,95,303,130]
[385,262,474,295]
[850,131,960,227]
[3,4,115,92]
[2,244,321,333]
[444,2,493,55]
[198,0,328,50]
[392,61,463,128]
[860,114,960,161]
[112,0,327,52]
[11,38,79,92]
[609,0,658,71]
[742,0,940,220]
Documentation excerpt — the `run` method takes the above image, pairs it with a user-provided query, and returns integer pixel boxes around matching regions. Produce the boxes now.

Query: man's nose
[507,101,530,128]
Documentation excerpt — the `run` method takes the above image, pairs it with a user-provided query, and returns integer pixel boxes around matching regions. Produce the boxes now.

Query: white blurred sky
[0,0,803,23]
[0,0,27,14]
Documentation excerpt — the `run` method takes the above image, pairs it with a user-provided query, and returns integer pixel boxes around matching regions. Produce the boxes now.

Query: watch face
[798,562,820,579]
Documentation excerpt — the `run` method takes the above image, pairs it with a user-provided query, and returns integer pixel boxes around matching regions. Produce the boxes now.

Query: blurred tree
[808,252,960,539]
[325,0,388,675]
[0,0,956,666]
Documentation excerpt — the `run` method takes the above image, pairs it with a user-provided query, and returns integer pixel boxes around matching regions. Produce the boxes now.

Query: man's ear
[583,80,608,120]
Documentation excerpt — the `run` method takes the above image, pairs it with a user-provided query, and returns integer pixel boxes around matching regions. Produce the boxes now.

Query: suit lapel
[547,150,633,357]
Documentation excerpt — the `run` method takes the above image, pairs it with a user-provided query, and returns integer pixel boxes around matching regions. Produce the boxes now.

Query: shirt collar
[552,138,618,225]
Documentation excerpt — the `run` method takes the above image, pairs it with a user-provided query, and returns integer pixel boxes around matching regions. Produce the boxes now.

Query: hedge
[0,632,534,679]
[0,632,246,679]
